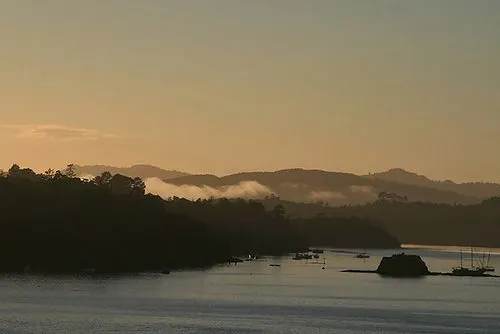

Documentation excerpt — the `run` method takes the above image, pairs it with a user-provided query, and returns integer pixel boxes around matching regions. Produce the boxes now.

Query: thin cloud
[1,124,117,141]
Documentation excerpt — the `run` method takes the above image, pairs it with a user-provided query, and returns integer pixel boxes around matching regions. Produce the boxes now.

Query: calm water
[1,246,500,333]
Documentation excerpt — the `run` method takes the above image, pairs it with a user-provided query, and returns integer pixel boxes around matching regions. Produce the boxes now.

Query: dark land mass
[0,164,399,274]
[162,200,400,253]
[292,217,400,249]
[162,197,308,256]
[70,164,500,248]
[75,164,190,180]
[260,196,500,248]
[0,165,227,274]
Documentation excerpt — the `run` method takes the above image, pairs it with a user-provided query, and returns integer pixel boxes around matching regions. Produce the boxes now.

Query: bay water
[1,245,499,333]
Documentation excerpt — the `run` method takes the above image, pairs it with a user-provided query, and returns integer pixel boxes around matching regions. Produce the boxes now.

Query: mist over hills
[75,165,500,205]
[166,169,475,205]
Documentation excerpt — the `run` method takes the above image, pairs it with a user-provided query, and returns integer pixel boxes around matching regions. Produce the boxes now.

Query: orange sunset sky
[1,1,499,182]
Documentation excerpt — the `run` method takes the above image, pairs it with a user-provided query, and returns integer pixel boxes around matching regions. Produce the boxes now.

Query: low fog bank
[145,178,274,200]
[286,183,378,205]
[146,178,378,204]
[308,190,346,201]
[79,175,378,204]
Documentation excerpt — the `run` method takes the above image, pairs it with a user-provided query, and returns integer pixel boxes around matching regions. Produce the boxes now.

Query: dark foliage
[292,217,400,249]
[260,196,500,248]
[163,198,307,256]
[0,165,225,273]
[327,200,500,247]
[0,165,308,274]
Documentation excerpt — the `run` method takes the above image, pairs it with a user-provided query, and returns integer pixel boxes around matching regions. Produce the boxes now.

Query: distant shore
[402,244,500,254]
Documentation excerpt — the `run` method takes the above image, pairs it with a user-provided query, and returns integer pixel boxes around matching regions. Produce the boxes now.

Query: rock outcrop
[376,253,430,277]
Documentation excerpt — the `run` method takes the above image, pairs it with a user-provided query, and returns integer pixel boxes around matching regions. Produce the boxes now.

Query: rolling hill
[166,169,479,205]
[75,164,190,180]
[75,165,500,206]
[366,168,500,198]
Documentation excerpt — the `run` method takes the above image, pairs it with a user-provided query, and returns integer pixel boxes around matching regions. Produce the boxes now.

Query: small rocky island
[342,252,430,277]
[376,253,430,277]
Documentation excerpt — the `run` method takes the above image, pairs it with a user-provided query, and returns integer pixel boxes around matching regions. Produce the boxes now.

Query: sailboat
[478,251,495,272]
[452,248,487,276]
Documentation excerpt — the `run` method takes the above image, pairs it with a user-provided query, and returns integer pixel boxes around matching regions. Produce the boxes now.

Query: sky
[1,0,499,182]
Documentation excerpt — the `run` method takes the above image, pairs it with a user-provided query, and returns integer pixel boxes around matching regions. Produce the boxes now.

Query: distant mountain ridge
[166,169,479,205]
[75,165,500,205]
[75,164,190,180]
[366,168,500,198]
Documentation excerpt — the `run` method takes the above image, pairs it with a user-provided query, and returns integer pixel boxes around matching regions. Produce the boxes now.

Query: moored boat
[451,266,487,276]
[355,253,370,259]
[451,248,493,277]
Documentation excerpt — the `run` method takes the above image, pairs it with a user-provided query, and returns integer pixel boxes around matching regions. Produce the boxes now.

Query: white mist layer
[308,190,347,201]
[350,185,376,195]
[145,178,274,200]
[79,174,95,181]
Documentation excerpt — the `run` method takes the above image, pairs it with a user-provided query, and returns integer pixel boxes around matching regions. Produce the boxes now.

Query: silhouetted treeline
[0,164,231,273]
[292,217,400,249]
[329,199,500,247]
[261,196,500,248]
[163,198,308,256]
[0,164,307,274]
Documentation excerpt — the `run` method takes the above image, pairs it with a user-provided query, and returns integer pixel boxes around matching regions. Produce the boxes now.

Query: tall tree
[93,171,113,187]
[42,169,55,180]
[64,164,77,178]
[131,177,146,196]
[109,174,133,195]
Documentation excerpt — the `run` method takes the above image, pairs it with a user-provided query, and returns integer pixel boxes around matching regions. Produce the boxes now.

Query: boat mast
[470,247,474,268]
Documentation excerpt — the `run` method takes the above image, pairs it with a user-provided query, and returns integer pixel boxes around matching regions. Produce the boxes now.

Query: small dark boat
[293,253,313,260]
[311,249,324,254]
[355,253,370,259]
[269,264,281,267]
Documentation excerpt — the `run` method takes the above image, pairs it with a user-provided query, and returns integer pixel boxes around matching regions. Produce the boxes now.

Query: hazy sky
[1,1,499,181]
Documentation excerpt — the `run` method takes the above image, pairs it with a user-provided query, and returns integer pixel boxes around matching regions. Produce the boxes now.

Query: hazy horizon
[2,1,499,182]
[4,162,499,186]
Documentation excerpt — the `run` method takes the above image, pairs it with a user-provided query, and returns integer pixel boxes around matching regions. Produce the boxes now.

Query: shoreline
[342,269,500,278]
